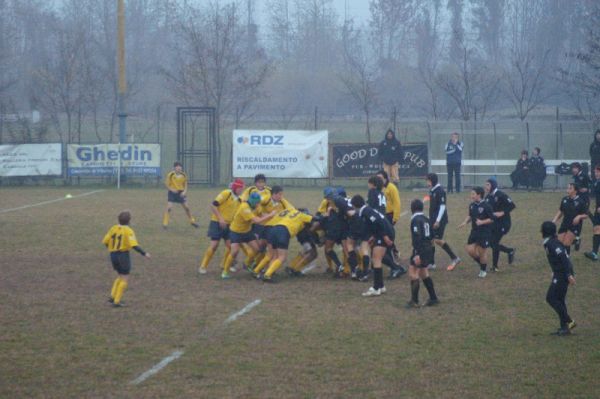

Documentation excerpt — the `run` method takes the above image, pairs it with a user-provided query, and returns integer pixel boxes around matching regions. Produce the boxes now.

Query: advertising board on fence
[232,130,328,178]
[0,143,62,177]
[67,144,161,177]
[332,143,428,178]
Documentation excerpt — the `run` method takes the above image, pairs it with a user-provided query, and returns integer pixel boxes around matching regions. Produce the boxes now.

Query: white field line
[129,350,184,385]
[0,190,105,214]
[130,299,262,385]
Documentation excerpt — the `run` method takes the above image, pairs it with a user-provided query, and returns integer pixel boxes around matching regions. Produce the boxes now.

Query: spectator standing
[529,147,546,191]
[445,132,463,193]
[379,129,402,183]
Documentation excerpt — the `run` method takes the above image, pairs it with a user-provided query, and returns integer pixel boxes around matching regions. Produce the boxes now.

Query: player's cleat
[108,297,114,303]
[358,272,370,282]
[491,266,499,272]
[191,222,200,228]
[392,249,401,265]
[289,270,304,277]
[230,266,238,273]
[380,286,387,294]
[351,272,358,280]
[262,275,274,283]
[508,249,516,265]
[551,328,571,336]
[568,320,577,330]
[447,257,461,271]
[198,267,207,275]
[584,251,598,261]
[252,271,262,279]
[425,298,439,306]
[221,272,231,279]
[112,302,126,308]
[574,236,581,251]
[162,225,168,230]
[478,270,487,278]
[427,263,437,270]
[405,300,420,309]
[390,267,406,279]
[362,287,382,297]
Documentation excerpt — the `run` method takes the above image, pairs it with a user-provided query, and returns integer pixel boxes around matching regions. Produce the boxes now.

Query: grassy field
[1,186,599,398]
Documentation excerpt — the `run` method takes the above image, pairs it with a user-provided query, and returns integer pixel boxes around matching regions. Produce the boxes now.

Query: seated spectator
[510,150,530,189]
[528,147,546,191]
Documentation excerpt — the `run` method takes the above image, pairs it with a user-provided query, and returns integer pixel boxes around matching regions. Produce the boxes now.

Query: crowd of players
[103,159,600,335]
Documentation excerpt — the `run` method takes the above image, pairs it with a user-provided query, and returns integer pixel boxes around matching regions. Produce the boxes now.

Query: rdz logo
[237,135,284,145]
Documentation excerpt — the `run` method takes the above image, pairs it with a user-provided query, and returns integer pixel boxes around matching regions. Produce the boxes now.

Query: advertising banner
[0,143,62,177]
[67,144,161,177]
[332,143,428,178]
[232,130,328,178]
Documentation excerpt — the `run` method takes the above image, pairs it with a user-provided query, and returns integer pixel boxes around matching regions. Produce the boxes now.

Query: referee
[541,221,576,336]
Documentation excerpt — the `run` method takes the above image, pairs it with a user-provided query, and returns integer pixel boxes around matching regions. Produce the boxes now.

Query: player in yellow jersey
[241,174,272,240]
[198,178,245,274]
[251,185,296,272]
[222,192,275,279]
[260,208,315,282]
[102,211,151,307]
[162,161,199,229]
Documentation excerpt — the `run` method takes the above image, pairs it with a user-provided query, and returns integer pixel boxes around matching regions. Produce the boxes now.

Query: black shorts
[207,221,230,241]
[167,191,186,204]
[259,226,272,241]
[325,224,345,243]
[348,217,368,241]
[373,229,395,248]
[468,232,490,248]
[252,224,266,240]
[385,213,394,225]
[296,228,315,246]
[229,230,255,244]
[432,221,447,239]
[268,225,291,250]
[558,223,581,237]
[410,248,434,269]
[593,211,600,226]
[110,251,131,275]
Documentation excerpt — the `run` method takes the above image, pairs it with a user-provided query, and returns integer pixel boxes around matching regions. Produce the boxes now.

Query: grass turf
[0,187,599,398]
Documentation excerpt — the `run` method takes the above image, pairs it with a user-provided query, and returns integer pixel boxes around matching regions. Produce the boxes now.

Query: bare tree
[369,0,418,61]
[339,21,378,142]
[470,0,505,62]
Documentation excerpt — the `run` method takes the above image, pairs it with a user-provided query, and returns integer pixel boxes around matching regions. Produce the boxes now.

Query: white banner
[0,143,62,177]
[232,130,328,178]
[67,144,161,176]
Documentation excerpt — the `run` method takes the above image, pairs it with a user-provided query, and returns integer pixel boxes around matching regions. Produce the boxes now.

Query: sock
[253,254,271,274]
[410,279,420,303]
[189,216,196,224]
[348,250,358,273]
[565,246,571,255]
[240,245,248,257]
[382,250,396,269]
[498,244,512,253]
[110,277,121,299]
[373,268,384,289]
[357,253,364,271]
[441,243,457,259]
[492,247,500,268]
[289,254,303,270]
[296,256,313,270]
[220,247,231,268]
[200,247,215,269]
[162,211,170,226]
[593,234,600,253]
[342,252,350,274]
[244,247,257,267]
[325,254,334,271]
[254,251,266,265]
[114,279,128,304]
[326,250,342,269]
[422,277,437,300]
[265,259,283,278]
[222,254,234,274]
[480,263,487,272]
[362,255,371,274]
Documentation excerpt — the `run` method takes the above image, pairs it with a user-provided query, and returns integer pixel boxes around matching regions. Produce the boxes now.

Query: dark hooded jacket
[590,130,600,168]
[379,130,402,165]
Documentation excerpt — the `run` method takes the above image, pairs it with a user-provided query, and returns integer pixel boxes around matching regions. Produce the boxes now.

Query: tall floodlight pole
[117,0,127,188]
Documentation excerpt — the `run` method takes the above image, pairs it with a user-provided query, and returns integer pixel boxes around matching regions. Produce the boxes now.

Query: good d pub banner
[332,143,428,178]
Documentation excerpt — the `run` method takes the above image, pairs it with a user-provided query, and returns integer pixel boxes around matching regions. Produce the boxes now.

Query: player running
[162,161,199,229]
[585,166,600,261]
[571,162,591,250]
[425,173,461,271]
[484,178,516,272]
[102,210,151,307]
[198,178,245,274]
[552,183,588,255]
[458,187,494,278]
[406,199,439,308]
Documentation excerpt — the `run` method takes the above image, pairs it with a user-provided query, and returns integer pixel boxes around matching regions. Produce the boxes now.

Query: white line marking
[130,299,261,385]
[224,299,261,324]
[130,350,184,385]
[0,190,105,214]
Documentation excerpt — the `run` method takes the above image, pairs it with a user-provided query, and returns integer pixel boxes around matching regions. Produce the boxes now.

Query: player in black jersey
[484,178,516,272]
[332,192,369,280]
[541,221,577,336]
[406,199,439,308]
[571,163,591,250]
[459,186,495,278]
[585,166,600,260]
[367,175,387,214]
[426,173,461,271]
[552,183,588,255]
[351,195,396,297]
